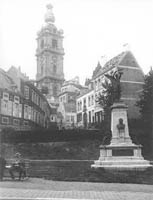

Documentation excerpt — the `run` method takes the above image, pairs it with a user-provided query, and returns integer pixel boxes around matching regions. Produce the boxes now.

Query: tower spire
[45,4,55,24]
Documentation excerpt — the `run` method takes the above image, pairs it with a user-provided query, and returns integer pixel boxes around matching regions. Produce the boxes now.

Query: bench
[4,159,30,180]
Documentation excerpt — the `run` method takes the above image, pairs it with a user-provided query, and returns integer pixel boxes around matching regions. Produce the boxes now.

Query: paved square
[0,178,153,200]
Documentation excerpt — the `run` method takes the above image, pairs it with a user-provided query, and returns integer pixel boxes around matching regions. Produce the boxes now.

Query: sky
[0,0,153,84]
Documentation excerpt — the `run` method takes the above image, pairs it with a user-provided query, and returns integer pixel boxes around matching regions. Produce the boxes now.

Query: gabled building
[92,50,144,119]
[76,51,144,128]
[0,67,51,131]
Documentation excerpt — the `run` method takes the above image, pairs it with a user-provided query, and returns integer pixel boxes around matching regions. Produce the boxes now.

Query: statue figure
[104,70,123,102]
[117,118,125,138]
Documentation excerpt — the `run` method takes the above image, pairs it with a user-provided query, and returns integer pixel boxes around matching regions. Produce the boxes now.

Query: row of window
[77,94,94,112]
[23,85,46,110]
[77,111,104,123]
[23,104,46,126]
[1,100,45,125]
[66,115,75,123]
[1,99,22,118]
[1,116,29,126]
[59,95,66,103]
[2,92,20,102]
[32,88,45,110]
[0,90,48,127]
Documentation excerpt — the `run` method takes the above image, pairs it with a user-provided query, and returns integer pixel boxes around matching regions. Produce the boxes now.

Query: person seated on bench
[0,153,6,181]
[9,152,26,180]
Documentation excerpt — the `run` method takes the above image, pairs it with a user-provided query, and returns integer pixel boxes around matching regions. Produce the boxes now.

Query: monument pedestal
[92,102,152,171]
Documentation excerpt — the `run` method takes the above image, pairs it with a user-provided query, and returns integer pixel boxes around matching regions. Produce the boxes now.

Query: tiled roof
[92,51,141,79]
[103,52,125,69]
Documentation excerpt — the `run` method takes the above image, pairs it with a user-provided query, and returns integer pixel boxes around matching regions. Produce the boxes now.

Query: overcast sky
[0,0,153,84]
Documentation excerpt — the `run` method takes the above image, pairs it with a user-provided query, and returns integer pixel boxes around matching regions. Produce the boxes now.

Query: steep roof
[119,51,141,68]
[0,68,16,89]
[92,62,102,79]
[92,51,142,80]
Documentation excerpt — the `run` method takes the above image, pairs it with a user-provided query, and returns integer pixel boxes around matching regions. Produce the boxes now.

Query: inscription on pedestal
[112,149,133,156]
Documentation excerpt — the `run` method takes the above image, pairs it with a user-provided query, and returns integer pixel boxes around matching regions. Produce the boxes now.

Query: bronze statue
[104,70,123,102]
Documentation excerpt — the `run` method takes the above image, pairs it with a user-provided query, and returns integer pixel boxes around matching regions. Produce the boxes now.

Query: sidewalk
[0,178,153,199]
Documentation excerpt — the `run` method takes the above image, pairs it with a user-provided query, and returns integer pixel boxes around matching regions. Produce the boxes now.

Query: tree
[136,67,153,156]
[97,79,115,130]
[137,67,153,133]
[97,70,123,130]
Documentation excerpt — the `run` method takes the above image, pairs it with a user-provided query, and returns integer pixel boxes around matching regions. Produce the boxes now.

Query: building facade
[92,51,144,119]
[76,89,95,128]
[76,51,144,128]
[57,77,87,128]
[0,67,51,131]
[36,4,64,106]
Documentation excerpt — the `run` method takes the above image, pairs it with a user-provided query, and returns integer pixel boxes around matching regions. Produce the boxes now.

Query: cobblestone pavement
[0,178,153,200]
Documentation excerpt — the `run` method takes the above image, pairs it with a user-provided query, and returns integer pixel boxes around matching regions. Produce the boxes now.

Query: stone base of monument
[91,143,151,171]
[91,102,152,171]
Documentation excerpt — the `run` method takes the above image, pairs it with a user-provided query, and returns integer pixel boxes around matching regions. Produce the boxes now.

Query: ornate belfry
[36,4,64,105]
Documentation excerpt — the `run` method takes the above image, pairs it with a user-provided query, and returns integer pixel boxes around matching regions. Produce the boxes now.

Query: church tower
[36,4,64,104]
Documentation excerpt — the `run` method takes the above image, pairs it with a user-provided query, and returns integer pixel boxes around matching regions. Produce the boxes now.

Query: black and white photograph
[0,0,153,199]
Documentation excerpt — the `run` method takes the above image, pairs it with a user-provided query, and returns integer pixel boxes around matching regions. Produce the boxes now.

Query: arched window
[53,64,57,73]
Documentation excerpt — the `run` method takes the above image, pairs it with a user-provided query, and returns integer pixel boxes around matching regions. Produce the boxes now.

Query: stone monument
[92,70,152,171]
